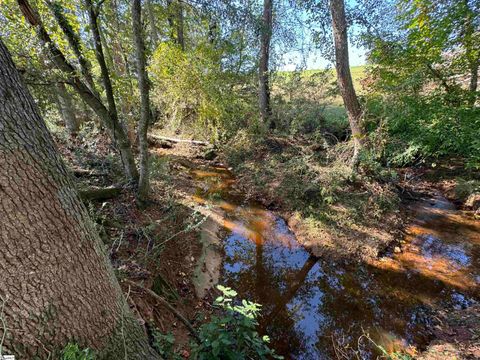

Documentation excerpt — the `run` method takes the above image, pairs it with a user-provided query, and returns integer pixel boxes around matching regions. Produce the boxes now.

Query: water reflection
[190,166,480,359]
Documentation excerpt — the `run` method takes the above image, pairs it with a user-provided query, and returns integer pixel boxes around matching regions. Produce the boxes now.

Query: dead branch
[123,279,201,343]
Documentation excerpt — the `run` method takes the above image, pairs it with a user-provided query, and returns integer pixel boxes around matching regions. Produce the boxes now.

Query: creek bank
[220,135,403,261]
[146,136,480,358]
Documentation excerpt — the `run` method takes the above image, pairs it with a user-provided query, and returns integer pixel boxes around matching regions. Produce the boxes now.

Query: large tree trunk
[0,39,159,359]
[259,0,273,127]
[330,0,364,168]
[132,0,151,203]
[56,82,80,135]
[19,0,139,182]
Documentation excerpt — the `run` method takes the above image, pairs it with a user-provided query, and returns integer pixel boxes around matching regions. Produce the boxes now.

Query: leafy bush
[149,42,255,141]
[191,285,282,360]
[152,331,182,359]
[364,94,480,168]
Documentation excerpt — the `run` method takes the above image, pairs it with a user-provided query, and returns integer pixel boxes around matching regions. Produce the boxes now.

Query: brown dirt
[220,135,403,261]
[419,305,480,360]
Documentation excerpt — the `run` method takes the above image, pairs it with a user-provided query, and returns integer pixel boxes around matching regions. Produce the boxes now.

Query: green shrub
[364,94,480,168]
[152,331,182,359]
[191,285,282,360]
[149,42,256,140]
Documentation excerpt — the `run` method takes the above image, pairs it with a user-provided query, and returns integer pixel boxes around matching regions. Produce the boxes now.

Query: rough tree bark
[259,0,273,127]
[0,38,159,359]
[330,0,364,168]
[18,0,139,182]
[132,0,151,203]
[56,82,80,135]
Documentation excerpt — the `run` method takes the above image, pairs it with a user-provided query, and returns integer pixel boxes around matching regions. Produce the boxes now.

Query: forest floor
[54,126,479,358]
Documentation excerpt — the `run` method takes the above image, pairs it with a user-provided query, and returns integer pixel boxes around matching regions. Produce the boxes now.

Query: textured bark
[56,82,79,135]
[259,0,273,126]
[0,39,159,359]
[330,0,364,168]
[132,0,151,203]
[17,0,139,182]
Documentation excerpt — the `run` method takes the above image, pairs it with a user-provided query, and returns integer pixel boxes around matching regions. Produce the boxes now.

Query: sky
[280,43,367,71]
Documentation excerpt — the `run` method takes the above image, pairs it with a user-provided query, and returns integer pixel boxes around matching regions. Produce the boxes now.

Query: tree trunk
[0,38,159,360]
[176,0,185,51]
[85,0,140,182]
[56,82,79,135]
[166,0,185,50]
[132,0,151,203]
[462,0,479,106]
[146,0,160,46]
[470,61,478,100]
[18,0,139,182]
[330,0,364,168]
[46,0,99,98]
[259,0,273,127]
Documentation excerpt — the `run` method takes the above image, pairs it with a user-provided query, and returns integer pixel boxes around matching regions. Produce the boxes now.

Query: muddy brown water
[190,166,480,359]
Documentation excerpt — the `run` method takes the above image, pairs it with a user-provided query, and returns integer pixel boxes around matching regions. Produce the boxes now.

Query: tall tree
[18,0,139,182]
[330,0,364,168]
[166,0,186,50]
[132,0,151,203]
[259,0,273,127]
[460,0,479,105]
[146,0,160,46]
[0,38,159,359]
[56,82,80,135]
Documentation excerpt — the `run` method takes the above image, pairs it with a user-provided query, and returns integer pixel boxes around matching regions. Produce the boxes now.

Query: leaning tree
[0,38,159,359]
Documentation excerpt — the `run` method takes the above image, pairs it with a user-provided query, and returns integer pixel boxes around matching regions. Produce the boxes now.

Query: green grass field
[274,65,367,127]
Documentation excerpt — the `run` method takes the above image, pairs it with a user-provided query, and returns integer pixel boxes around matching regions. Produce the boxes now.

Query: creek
[191,165,479,359]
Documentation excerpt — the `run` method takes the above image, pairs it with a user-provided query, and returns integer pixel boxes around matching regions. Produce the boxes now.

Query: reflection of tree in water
[221,212,479,359]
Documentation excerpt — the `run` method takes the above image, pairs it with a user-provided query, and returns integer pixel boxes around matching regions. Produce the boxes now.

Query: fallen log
[79,185,122,201]
[147,135,173,148]
[149,134,209,146]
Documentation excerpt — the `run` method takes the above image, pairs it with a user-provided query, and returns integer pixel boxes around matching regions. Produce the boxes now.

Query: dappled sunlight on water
[190,166,480,359]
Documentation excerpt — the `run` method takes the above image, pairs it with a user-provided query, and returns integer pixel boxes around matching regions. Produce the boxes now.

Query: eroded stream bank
[190,164,479,359]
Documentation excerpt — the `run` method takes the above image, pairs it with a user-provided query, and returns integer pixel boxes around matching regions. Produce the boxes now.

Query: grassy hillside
[273,66,367,127]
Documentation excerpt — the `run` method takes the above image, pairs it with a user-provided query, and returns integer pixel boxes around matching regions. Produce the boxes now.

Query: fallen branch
[149,134,209,146]
[123,279,201,343]
[79,185,122,201]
